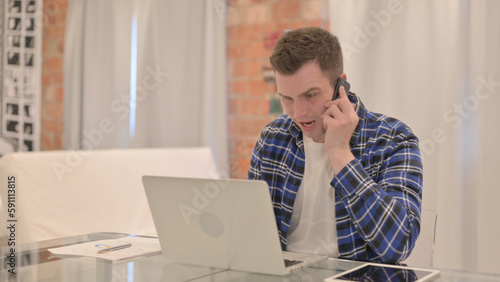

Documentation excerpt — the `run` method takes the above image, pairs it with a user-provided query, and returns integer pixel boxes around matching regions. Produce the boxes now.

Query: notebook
[142,175,327,276]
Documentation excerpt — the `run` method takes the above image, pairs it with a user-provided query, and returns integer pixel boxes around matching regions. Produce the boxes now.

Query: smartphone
[332,77,350,101]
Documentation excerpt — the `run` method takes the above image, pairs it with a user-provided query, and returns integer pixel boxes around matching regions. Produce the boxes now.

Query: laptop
[142,175,327,276]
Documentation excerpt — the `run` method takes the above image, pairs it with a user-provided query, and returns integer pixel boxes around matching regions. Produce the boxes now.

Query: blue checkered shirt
[248,93,423,263]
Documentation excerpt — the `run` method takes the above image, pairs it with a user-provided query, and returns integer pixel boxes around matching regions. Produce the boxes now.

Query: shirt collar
[349,92,365,147]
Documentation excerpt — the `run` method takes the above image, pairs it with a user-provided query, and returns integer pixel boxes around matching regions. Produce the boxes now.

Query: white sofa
[0,147,219,244]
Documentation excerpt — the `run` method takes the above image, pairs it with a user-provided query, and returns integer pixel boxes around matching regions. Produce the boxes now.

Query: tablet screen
[325,263,440,282]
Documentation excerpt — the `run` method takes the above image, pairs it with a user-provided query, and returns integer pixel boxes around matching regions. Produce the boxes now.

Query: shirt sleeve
[248,135,264,180]
[332,132,423,262]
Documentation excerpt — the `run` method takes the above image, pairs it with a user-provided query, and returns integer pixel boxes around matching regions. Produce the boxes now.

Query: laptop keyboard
[284,259,303,268]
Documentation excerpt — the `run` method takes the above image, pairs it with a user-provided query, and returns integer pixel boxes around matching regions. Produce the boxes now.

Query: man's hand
[321,86,359,174]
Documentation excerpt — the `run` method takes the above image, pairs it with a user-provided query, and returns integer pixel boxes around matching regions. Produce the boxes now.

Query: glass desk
[1,232,499,281]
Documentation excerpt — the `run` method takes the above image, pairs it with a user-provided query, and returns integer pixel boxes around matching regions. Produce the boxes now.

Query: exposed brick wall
[227,0,329,179]
[41,0,67,150]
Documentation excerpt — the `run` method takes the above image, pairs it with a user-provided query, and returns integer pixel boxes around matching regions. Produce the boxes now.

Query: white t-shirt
[287,136,339,257]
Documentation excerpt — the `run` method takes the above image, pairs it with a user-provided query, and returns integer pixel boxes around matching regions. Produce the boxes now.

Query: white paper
[48,236,161,261]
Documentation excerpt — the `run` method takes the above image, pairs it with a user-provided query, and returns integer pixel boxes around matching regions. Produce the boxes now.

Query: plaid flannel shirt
[248,93,423,263]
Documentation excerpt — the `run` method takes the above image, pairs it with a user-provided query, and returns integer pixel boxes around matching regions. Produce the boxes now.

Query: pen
[97,243,132,254]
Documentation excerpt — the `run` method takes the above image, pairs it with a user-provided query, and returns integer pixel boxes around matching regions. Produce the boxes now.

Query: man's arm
[248,136,263,180]
[333,133,423,262]
[323,86,422,262]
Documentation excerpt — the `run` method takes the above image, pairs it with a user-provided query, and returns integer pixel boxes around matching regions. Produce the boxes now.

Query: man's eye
[306,93,316,98]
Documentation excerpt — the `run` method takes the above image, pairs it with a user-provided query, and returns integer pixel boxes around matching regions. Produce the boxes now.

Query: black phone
[332,77,350,101]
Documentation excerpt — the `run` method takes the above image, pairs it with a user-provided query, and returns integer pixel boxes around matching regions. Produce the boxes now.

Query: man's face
[276,61,334,142]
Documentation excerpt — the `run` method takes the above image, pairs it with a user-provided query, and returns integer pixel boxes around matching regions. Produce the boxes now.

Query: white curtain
[64,0,228,173]
[330,0,500,274]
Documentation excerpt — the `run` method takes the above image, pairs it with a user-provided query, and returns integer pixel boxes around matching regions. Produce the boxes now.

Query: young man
[248,27,423,263]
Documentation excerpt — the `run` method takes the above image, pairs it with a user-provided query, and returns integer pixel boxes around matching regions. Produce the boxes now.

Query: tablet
[324,262,440,282]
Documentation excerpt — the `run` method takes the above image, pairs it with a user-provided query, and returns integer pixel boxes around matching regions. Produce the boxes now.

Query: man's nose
[294,100,307,118]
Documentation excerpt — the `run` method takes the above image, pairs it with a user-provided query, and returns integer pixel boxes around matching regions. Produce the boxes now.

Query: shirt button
[292,179,299,185]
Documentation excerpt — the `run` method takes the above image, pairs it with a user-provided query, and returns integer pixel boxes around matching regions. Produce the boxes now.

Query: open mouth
[301,121,315,128]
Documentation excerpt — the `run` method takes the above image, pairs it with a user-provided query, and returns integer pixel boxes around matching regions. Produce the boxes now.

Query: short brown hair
[270,27,343,88]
